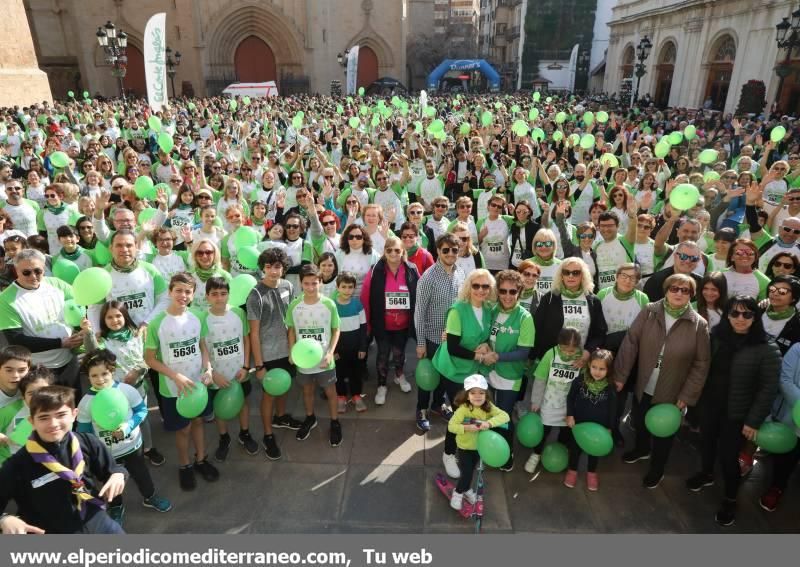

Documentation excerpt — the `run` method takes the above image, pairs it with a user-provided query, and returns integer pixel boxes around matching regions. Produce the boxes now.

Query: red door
[235,36,277,82]
[123,45,146,97]
[357,46,378,89]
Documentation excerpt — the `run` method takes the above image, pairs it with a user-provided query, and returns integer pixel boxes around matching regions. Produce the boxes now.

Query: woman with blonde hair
[188,239,232,310]
[217,177,249,232]
[451,221,485,278]
[531,228,562,295]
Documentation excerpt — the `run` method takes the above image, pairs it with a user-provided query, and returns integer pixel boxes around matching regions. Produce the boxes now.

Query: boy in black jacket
[0,386,128,534]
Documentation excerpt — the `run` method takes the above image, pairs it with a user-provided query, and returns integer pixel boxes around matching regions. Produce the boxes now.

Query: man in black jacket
[644,241,704,302]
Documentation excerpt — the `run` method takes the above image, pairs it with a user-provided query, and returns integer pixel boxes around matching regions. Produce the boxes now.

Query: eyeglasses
[385,248,402,254]
[773,261,795,270]
[45,193,58,198]
[322,220,337,227]
[729,310,755,320]
[439,246,457,254]
[376,177,388,181]
[498,288,519,296]
[535,241,554,248]
[348,233,364,240]
[458,236,470,243]
[562,269,582,277]
[78,225,93,231]
[522,271,539,278]
[346,200,359,205]
[782,226,800,235]
[20,268,44,277]
[198,195,211,200]
[617,273,636,281]
[768,286,792,296]
[459,204,472,209]
[734,249,755,257]
[488,202,502,209]
[637,223,653,230]
[675,252,700,263]
[324,175,335,179]
[667,285,692,295]
[471,283,491,291]
[195,250,214,256]
[170,178,182,183]
[578,233,595,240]
[285,224,301,230]
[434,204,448,209]
[408,210,423,215]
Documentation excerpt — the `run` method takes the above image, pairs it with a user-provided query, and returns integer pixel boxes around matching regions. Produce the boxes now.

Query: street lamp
[96,20,128,99]
[631,35,652,106]
[166,47,182,98]
[774,6,800,113]
[337,49,350,69]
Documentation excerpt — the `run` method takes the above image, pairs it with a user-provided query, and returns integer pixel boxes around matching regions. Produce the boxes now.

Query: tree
[735,80,767,115]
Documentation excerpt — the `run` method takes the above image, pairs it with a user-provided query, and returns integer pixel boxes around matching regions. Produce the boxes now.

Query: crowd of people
[0,89,798,533]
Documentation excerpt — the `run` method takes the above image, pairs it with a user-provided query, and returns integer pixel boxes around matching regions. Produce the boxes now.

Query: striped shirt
[414,261,466,347]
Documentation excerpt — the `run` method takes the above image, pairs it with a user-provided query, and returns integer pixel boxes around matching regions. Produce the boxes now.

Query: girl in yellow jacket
[447,374,510,510]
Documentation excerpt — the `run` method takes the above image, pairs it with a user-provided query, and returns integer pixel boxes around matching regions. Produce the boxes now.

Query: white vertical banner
[568,44,579,92]
[144,12,168,111]
[345,45,360,95]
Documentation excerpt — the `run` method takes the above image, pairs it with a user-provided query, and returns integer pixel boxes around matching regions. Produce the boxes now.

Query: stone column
[0,0,52,106]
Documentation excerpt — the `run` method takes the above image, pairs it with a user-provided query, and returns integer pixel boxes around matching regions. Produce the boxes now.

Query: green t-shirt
[285,295,340,374]
[145,308,208,398]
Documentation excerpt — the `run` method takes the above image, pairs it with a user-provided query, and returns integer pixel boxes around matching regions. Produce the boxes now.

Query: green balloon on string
[541,442,568,472]
[229,99,238,111]
[371,114,380,127]
[72,267,112,306]
[91,387,128,430]
[157,132,174,154]
[67,90,75,98]
[756,422,798,454]
[684,124,697,140]
[516,412,544,448]
[83,91,90,99]
[476,430,510,468]
[573,422,614,457]
[137,207,158,226]
[147,115,162,132]
[434,130,446,141]
[579,133,595,149]
[459,122,471,135]
[511,104,520,114]
[243,96,251,105]
[481,111,493,126]
[233,226,261,248]
[262,368,291,396]
[596,110,609,123]
[771,125,787,143]
[229,274,257,306]
[292,338,324,369]
[512,120,528,137]
[552,131,564,142]
[645,403,682,438]
[545,96,552,103]
[600,153,619,168]
[176,382,209,419]
[336,104,344,115]
[63,299,85,328]
[237,245,260,270]
[358,86,365,96]
[359,105,369,116]
[49,151,70,169]
[529,107,539,121]
[668,131,683,146]
[391,96,401,107]
[583,111,594,125]
[531,127,545,141]
[8,419,32,446]
[415,359,439,391]
[134,175,156,200]
[698,149,719,164]
[555,111,567,124]
[213,381,245,421]
[292,115,303,129]
[424,106,436,118]
[670,183,700,210]
[187,101,196,110]
[533,91,541,102]
[654,141,671,159]
[428,119,444,133]
[53,258,80,285]
[348,116,361,129]
[569,133,581,146]
[704,171,720,183]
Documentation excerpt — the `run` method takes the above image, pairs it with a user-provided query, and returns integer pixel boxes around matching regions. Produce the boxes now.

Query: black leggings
[111,447,156,507]
[456,448,479,493]
[335,349,365,397]
[441,377,465,455]
[568,429,599,472]
[632,394,677,476]
[699,408,745,501]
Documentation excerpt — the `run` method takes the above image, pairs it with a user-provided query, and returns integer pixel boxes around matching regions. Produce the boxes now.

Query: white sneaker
[450,490,463,511]
[463,489,477,504]
[524,453,541,474]
[375,386,388,406]
[443,453,461,479]
[394,374,412,393]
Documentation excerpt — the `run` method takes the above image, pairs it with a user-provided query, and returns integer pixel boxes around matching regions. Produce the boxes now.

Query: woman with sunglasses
[516,260,541,316]
[448,196,478,245]
[149,227,190,280]
[36,183,77,256]
[431,268,495,478]
[361,235,419,405]
[477,194,514,274]
[308,208,341,258]
[723,239,770,301]
[336,224,379,296]
[450,221,485,278]
[529,228,562,295]
[188,239,232,310]
[686,295,780,527]
[615,273,710,489]
[399,222,434,276]
[75,215,98,253]
[760,275,800,356]
[405,203,436,257]
[765,252,800,279]
[507,199,540,269]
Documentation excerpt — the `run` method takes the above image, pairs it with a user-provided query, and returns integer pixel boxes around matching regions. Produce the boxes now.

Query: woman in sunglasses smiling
[336,224,379,296]
[723,239,769,301]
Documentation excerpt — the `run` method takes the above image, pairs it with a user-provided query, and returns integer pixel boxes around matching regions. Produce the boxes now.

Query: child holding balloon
[564,349,617,491]
[76,350,172,518]
[447,374,510,511]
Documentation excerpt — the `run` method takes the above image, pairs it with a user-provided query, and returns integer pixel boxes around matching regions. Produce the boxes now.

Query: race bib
[537,278,553,293]
[562,303,584,316]
[99,429,124,448]
[385,291,410,310]
[487,241,503,254]
[299,328,324,342]
[599,270,616,286]
[169,338,198,360]
[213,338,241,359]
[119,292,145,311]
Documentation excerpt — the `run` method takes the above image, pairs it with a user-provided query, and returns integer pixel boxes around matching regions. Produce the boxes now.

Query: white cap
[463,374,488,392]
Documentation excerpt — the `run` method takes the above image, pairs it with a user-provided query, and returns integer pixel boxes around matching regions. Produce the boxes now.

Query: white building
[603,0,800,114]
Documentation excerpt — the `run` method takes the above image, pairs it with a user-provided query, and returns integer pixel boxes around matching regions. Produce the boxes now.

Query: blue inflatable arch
[426,59,501,91]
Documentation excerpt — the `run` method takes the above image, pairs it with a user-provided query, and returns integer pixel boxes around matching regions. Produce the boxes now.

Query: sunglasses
[385,248,402,254]
[488,202,503,209]
[348,234,364,240]
[562,269,582,277]
[773,261,795,270]
[434,204,448,209]
[170,178,182,183]
[439,246,457,254]
[285,224,301,230]
[676,252,700,263]
[322,220,337,227]
[729,310,755,320]
[198,195,211,200]
[497,288,519,296]
[459,204,472,209]
[768,286,792,296]
[408,210,423,215]
[78,225,93,231]
[782,226,800,235]
[668,285,692,295]
[578,233,595,240]
[346,200,359,205]
[195,250,214,256]
[45,193,58,198]
[20,268,44,277]
[522,271,539,278]
[535,241,554,248]
[458,236,470,243]
[471,283,491,291]
[734,249,755,257]
[324,175,335,179]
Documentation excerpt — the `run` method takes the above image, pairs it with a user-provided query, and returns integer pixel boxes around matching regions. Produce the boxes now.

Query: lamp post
[96,20,128,99]
[166,47,182,98]
[774,7,800,114]
[631,35,652,107]
[337,49,350,71]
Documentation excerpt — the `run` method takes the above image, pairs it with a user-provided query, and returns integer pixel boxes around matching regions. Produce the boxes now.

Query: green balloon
[371,114,380,127]
[600,153,619,168]
[292,338,323,369]
[481,111,493,126]
[434,130,446,141]
[415,358,440,392]
[541,442,569,472]
[424,106,436,118]
[49,151,69,169]
[552,131,564,142]
[134,175,155,200]
[704,171,721,183]
[213,381,245,421]
[573,422,614,457]
[262,368,291,396]
[529,108,539,121]
[83,91,90,99]
[596,110,609,123]
[358,86,365,96]
[533,91,541,102]
[569,133,581,146]
[645,403,682,438]
[243,96,251,105]
[793,400,800,428]
[545,96,552,103]
[229,100,238,111]
[63,299,85,328]
[391,96,401,107]
[771,125,787,143]
[757,421,798,454]
[698,149,719,165]
[93,241,111,265]
[428,119,444,133]
[53,258,80,284]
[233,226,261,248]
[237,245,260,270]
[669,183,700,211]
[336,104,344,115]
[229,274,257,306]
[137,207,158,227]
[555,111,567,124]
[511,104,521,114]
[176,382,209,419]
[579,133,595,150]
[8,419,32,446]
[531,127,545,142]
[91,387,129,431]
[157,132,174,154]
[459,122,471,135]
[348,117,360,129]
[668,131,683,146]
[684,124,697,140]
[147,115,162,132]
[512,120,528,136]
[67,90,75,98]
[654,141,671,159]
[583,111,594,125]
[516,412,544,448]
[72,267,112,306]
[292,115,303,129]
[476,430,510,468]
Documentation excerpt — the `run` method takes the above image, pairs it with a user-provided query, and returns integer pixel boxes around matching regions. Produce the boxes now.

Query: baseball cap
[463,374,488,391]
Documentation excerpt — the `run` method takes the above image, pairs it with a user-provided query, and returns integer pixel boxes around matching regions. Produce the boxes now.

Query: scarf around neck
[663,300,689,319]
[561,287,583,299]
[60,247,82,261]
[111,258,138,273]
[106,327,133,342]
[584,375,609,395]
[612,286,635,301]
[195,266,218,281]
[46,203,67,216]
[766,306,795,320]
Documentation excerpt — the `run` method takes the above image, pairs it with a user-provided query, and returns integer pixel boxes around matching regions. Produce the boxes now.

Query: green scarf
[612,286,635,301]
[111,258,138,273]
[521,287,536,300]
[561,288,583,299]
[766,306,796,320]
[663,300,689,319]
[533,256,554,266]
[195,266,217,281]
[60,247,82,262]
[106,328,133,342]
[584,375,609,395]
[178,204,193,210]
[408,244,419,256]
[46,203,67,216]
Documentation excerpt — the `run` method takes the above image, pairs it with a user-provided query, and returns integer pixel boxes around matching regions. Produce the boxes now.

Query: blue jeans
[79,510,125,534]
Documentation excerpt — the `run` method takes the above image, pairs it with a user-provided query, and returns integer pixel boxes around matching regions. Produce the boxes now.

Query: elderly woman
[432,268,496,479]
[686,295,780,527]
[597,263,649,352]
[0,249,82,389]
[189,239,232,310]
[400,222,435,276]
[614,273,711,489]
[361,235,419,406]
[723,239,770,300]
[532,257,607,366]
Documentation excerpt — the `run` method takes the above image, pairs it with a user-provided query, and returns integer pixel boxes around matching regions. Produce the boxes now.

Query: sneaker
[524,453,540,474]
[587,472,599,492]
[738,453,754,477]
[194,457,220,482]
[499,453,514,472]
[142,493,173,513]
[686,472,715,492]
[108,504,125,525]
[179,465,196,491]
[330,419,343,447]
[433,403,454,421]
[214,433,231,462]
[416,409,431,432]
[759,487,783,512]
[337,396,348,414]
[238,430,259,456]
[143,448,166,466]
[443,453,461,479]
[642,469,664,489]
[623,449,651,464]
[375,385,388,405]
[272,414,303,430]
[394,374,412,393]
[715,499,737,527]
[450,490,463,511]
[353,395,367,412]
[262,434,281,460]
[564,469,578,488]
[296,415,318,441]
[462,489,477,504]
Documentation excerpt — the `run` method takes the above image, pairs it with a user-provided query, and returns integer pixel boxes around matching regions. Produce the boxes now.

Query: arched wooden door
[704,35,736,110]
[654,42,677,108]
[357,46,379,89]
[234,36,277,82]
[123,45,146,97]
